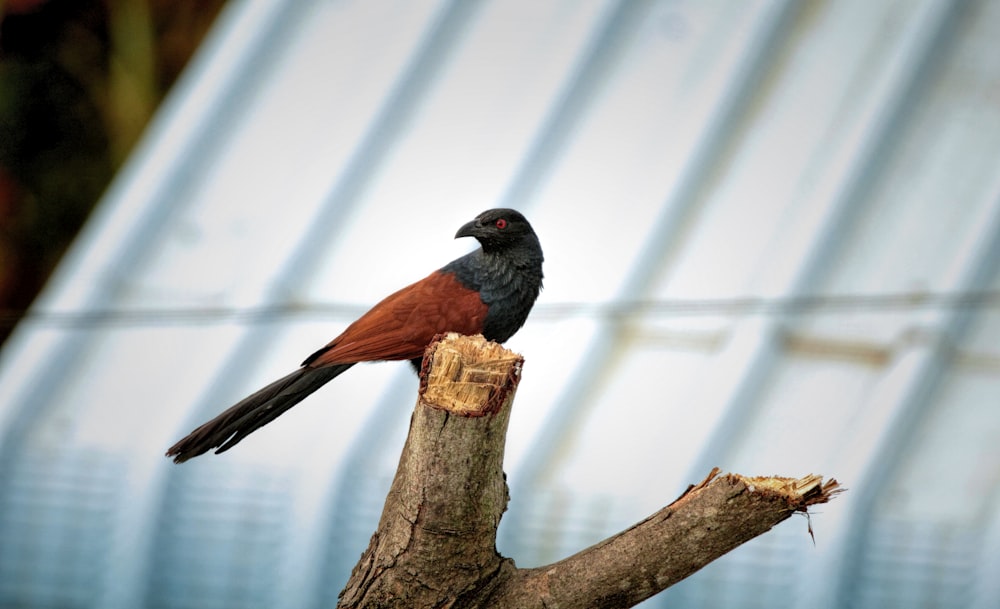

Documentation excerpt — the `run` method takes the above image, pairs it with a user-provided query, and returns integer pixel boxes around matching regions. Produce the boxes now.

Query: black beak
[455,219,479,239]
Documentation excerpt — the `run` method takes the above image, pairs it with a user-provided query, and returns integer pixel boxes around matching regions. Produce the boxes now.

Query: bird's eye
[495,218,508,229]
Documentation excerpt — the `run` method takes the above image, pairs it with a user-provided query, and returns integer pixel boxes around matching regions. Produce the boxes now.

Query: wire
[543,290,1000,318]
[0,303,369,328]
[2,289,1000,329]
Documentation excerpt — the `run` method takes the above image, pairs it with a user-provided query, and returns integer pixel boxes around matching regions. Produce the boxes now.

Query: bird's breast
[442,249,543,344]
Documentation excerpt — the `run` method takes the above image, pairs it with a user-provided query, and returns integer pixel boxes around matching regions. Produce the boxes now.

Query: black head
[455,208,538,253]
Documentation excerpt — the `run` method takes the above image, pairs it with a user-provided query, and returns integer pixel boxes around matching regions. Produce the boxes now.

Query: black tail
[166,363,354,463]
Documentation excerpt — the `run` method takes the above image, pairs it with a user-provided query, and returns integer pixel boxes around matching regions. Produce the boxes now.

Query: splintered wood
[420,333,524,416]
[674,468,842,510]
[733,473,843,508]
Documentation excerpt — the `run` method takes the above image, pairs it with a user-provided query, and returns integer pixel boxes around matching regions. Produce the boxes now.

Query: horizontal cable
[2,290,1000,329]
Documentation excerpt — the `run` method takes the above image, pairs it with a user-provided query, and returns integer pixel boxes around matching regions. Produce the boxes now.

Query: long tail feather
[166,363,354,463]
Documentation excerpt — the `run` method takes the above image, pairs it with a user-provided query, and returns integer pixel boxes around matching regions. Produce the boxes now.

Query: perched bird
[166,208,543,463]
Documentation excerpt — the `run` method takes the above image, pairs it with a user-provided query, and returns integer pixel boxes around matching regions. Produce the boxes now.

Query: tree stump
[337,333,841,609]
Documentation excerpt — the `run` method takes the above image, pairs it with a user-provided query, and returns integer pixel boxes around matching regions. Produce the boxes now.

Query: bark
[337,333,842,609]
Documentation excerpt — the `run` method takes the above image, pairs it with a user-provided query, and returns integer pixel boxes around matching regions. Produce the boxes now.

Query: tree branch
[485,470,840,608]
[336,333,842,609]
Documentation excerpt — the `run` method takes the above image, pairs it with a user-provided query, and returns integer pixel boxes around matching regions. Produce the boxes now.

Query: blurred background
[0,0,225,347]
[1,0,999,608]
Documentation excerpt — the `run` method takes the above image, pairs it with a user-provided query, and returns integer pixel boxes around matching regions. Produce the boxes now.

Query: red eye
[495,218,508,229]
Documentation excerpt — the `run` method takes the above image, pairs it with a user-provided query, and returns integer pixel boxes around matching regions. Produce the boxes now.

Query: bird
[166,208,543,463]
